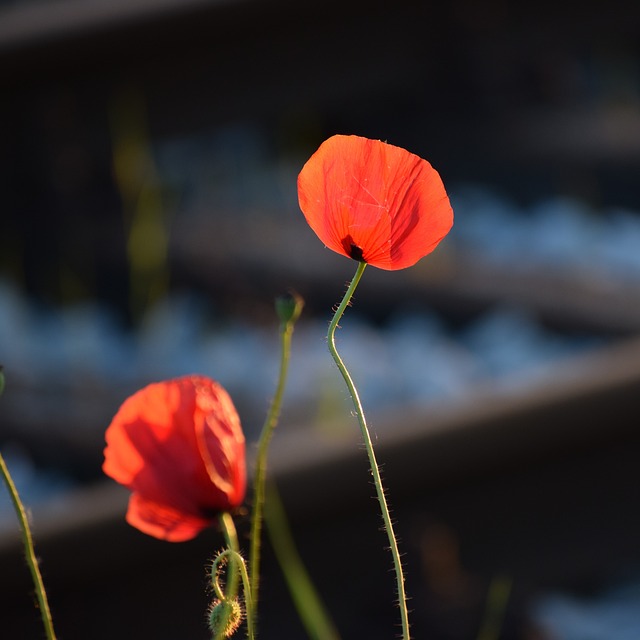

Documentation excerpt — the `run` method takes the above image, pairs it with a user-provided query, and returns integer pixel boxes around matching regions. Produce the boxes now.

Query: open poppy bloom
[103,375,246,542]
[298,134,453,270]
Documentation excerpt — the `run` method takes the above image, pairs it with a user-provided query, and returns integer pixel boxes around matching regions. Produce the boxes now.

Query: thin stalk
[327,261,410,640]
[0,453,57,640]
[264,483,340,640]
[219,512,241,601]
[249,294,302,623]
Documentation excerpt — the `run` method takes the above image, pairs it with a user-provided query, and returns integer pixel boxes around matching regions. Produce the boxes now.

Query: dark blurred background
[3,0,640,317]
[2,0,640,638]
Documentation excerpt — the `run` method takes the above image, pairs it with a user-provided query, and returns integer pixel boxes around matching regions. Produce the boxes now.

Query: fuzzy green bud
[275,290,304,326]
[0,366,4,396]
[208,598,242,639]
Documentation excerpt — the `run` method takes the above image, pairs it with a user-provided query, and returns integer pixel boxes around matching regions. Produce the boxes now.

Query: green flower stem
[217,513,255,640]
[249,297,301,622]
[219,512,241,601]
[327,261,410,640]
[0,453,57,640]
[211,548,254,640]
[264,483,339,640]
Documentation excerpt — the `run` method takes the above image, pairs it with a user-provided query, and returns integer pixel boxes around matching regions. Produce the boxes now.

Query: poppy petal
[193,379,246,507]
[298,135,453,270]
[103,375,246,541]
[126,493,213,542]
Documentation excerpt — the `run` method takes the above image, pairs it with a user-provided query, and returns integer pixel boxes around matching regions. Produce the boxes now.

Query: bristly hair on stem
[0,369,57,640]
[326,260,411,640]
[249,292,303,628]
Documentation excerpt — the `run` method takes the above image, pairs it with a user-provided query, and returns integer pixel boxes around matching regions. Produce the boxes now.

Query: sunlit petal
[298,134,453,270]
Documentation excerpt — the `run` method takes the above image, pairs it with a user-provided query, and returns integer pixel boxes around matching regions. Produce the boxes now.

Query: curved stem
[0,453,57,640]
[216,514,255,640]
[233,553,254,640]
[327,261,410,640]
[211,548,255,640]
[219,512,240,600]
[249,298,300,624]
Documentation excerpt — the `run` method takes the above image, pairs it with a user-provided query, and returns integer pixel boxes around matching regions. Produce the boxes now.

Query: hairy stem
[0,453,57,640]
[216,513,254,640]
[249,294,302,626]
[326,261,410,640]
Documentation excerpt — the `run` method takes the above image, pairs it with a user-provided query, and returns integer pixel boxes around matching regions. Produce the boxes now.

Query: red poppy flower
[297,134,453,270]
[103,375,246,542]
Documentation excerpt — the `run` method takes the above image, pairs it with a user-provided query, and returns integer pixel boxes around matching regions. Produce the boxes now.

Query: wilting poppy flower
[103,375,246,542]
[297,134,453,270]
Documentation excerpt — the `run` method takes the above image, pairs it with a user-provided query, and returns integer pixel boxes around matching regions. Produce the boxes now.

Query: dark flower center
[342,235,365,262]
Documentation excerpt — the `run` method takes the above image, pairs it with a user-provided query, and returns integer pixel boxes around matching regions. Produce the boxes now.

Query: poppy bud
[208,598,242,638]
[275,290,304,326]
[0,366,4,396]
